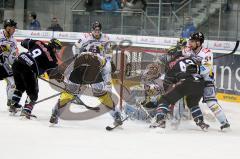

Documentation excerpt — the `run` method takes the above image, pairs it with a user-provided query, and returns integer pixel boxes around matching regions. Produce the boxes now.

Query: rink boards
[14,30,240,103]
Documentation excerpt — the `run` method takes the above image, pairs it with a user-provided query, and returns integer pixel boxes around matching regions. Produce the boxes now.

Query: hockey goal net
[112,46,167,109]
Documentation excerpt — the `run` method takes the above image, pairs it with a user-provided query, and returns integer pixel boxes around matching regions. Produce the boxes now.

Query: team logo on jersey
[204,87,214,96]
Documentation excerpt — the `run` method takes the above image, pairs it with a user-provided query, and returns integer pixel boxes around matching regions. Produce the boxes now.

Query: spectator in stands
[181,16,196,38]
[46,17,63,31]
[28,12,41,30]
[122,0,146,11]
[101,0,120,11]
[85,0,102,12]
[85,0,93,11]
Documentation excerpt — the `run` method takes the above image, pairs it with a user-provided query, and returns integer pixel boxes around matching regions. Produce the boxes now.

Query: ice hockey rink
[0,79,240,159]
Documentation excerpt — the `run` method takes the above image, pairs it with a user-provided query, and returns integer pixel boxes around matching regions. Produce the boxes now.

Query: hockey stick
[137,102,154,122]
[35,92,62,104]
[213,40,239,59]
[39,77,100,111]
[106,116,129,131]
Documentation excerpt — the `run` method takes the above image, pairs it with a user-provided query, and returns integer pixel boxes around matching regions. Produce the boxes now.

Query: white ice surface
[0,80,240,159]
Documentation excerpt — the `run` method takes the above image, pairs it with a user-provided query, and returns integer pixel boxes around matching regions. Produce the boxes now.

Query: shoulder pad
[202,48,211,54]
[84,33,91,38]
[103,34,110,41]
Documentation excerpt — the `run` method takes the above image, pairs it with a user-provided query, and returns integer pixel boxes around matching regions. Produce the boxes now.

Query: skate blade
[200,127,209,132]
[20,116,31,120]
[219,127,231,132]
[149,124,166,129]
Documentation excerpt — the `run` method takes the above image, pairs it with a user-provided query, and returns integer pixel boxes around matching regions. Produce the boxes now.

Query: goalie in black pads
[9,38,62,118]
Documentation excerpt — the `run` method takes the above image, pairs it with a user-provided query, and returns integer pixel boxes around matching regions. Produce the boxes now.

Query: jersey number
[30,48,42,58]
[179,59,194,72]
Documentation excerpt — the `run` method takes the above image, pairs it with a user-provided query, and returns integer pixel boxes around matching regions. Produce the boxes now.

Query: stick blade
[106,126,114,131]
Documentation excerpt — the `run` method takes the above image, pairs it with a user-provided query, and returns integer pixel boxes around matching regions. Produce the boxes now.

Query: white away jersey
[0,29,18,65]
[73,33,111,57]
[182,46,213,81]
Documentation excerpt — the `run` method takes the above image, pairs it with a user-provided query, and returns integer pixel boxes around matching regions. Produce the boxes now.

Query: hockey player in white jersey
[73,21,112,88]
[49,51,122,126]
[0,19,20,109]
[49,22,121,126]
[183,32,230,130]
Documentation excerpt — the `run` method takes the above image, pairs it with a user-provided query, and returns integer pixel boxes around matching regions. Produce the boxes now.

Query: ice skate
[49,107,59,126]
[195,120,209,131]
[113,111,123,126]
[9,103,22,115]
[20,109,37,119]
[150,114,166,128]
[220,122,230,131]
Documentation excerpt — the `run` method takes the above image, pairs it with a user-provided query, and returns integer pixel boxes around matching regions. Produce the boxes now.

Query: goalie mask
[144,63,162,80]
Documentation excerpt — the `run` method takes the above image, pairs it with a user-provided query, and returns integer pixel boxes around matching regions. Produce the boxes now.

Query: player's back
[165,56,199,84]
[19,39,58,75]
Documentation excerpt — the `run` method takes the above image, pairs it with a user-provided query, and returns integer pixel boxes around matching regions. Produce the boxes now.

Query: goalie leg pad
[173,98,185,120]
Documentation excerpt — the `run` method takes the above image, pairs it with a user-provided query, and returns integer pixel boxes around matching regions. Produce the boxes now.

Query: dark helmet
[92,21,102,30]
[48,38,62,50]
[189,32,204,44]
[3,19,17,29]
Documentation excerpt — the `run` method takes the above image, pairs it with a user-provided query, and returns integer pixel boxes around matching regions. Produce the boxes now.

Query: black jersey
[164,56,200,85]
[18,39,58,75]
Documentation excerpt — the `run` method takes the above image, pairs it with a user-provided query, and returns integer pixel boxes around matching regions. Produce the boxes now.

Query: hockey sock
[12,89,22,104]
[23,97,35,114]
[207,101,228,124]
[190,106,204,122]
[155,103,169,121]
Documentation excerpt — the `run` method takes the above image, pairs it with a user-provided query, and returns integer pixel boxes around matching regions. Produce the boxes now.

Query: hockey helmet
[48,38,62,50]
[177,38,187,47]
[3,19,17,29]
[92,21,102,30]
[189,32,204,44]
